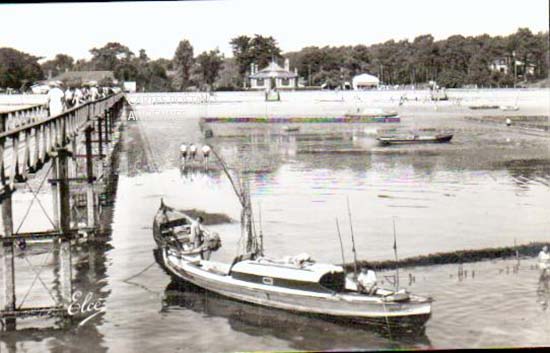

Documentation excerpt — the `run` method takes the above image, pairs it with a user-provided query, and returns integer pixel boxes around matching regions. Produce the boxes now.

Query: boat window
[262,277,274,286]
[319,271,346,292]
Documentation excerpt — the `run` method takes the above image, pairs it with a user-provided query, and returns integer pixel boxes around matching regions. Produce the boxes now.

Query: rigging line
[15,163,55,234]
[210,148,245,207]
[381,300,393,342]
[121,261,157,283]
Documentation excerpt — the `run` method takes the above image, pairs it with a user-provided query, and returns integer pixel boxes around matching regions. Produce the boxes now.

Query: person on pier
[90,83,100,101]
[73,87,84,106]
[47,81,65,116]
[64,87,74,109]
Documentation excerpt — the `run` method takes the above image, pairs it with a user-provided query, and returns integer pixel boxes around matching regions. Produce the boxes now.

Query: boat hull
[157,248,432,330]
[377,134,453,145]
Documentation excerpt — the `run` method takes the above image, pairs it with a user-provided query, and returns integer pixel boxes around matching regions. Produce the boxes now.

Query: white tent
[352,73,380,90]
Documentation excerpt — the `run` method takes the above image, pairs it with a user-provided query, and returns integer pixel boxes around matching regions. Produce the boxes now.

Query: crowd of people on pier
[46,81,117,117]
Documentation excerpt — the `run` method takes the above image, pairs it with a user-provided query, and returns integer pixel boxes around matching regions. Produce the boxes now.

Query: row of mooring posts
[1,95,125,331]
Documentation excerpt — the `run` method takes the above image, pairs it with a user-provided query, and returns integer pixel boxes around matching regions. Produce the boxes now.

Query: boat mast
[258,202,264,256]
[393,217,400,291]
[242,177,255,255]
[335,218,346,266]
[346,197,359,278]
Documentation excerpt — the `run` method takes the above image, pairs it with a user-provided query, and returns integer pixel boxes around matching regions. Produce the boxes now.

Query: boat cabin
[230,259,346,293]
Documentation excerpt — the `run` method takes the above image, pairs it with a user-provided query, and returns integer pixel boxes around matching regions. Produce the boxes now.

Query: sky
[0,0,548,62]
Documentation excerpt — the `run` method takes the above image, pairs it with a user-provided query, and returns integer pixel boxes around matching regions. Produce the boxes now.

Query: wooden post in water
[1,186,16,330]
[104,109,110,149]
[57,148,73,305]
[97,117,103,160]
[85,127,96,231]
[51,156,60,230]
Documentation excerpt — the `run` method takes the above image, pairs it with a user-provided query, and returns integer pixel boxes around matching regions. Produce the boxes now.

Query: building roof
[250,61,298,79]
[52,71,116,85]
[352,73,380,84]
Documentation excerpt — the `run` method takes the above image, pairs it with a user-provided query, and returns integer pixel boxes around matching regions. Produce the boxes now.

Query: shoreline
[344,241,550,271]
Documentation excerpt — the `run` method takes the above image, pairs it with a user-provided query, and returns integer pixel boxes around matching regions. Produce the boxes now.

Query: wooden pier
[0,93,126,331]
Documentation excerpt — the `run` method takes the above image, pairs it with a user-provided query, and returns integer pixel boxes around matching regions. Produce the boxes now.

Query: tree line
[0,28,547,92]
[286,28,548,88]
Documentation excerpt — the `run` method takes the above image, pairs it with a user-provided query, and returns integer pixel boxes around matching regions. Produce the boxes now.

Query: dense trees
[41,54,74,78]
[173,39,194,90]
[230,35,282,85]
[0,48,43,90]
[194,49,224,90]
[0,28,547,92]
[286,28,548,88]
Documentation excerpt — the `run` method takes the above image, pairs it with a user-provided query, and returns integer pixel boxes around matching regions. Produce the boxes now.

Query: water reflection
[0,215,114,353]
[537,277,550,311]
[160,278,431,351]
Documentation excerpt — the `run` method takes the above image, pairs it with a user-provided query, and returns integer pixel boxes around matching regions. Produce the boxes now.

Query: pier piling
[1,187,16,331]
[85,127,96,230]
[57,148,73,304]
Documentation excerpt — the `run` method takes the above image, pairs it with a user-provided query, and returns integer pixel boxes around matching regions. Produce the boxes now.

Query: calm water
[1,91,550,351]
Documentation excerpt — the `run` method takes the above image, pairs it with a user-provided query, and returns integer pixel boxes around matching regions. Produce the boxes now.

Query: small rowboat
[500,105,519,112]
[282,125,300,133]
[377,134,453,146]
[153,200,221,259]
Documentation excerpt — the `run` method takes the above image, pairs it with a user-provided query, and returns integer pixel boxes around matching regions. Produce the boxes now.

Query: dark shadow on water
[159,275,431,351]
[537,271,550,311]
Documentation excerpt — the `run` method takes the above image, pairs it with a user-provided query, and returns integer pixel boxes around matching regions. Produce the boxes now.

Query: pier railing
[0,104,48,131]
[0,93,124,189]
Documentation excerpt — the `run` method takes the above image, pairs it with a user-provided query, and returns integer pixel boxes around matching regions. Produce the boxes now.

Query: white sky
[0,0,548,62]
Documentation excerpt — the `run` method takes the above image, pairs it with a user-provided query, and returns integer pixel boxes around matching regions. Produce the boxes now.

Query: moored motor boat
[377,134,453,146]
[153,148,433,330]
[156,242,432,329]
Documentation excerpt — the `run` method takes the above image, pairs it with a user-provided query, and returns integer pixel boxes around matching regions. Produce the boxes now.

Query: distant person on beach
[189,144,197,160]
[201,144,211,161]
[539,246,550,272]
[47,82,65,117]
[179,143,188,161]
[190,216,204,248]
[357,267,378,295]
